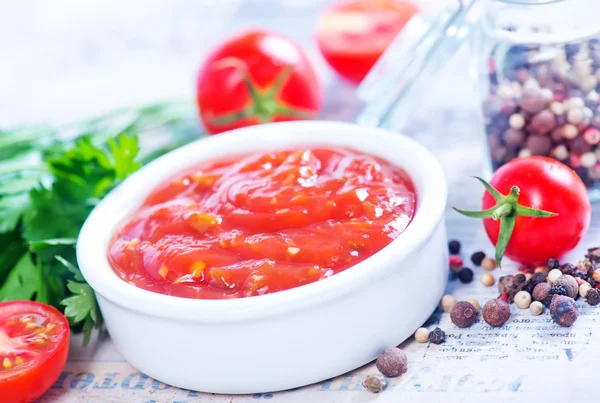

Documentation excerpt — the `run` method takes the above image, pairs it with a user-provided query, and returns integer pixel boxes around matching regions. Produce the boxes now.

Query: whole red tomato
[196,29,322,135]
[462,157,591,267]
[0,301,70,403]
[315,0,418,83]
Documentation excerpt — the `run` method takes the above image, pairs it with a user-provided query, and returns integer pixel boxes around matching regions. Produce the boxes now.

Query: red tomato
[315,0,418,83]
[0,301,70,403]
[482,157,591,266]
[196,29,322,134]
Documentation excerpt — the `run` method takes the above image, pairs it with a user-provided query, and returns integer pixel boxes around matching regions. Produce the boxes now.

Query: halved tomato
[0,301,70,403]
[315,0,418,83]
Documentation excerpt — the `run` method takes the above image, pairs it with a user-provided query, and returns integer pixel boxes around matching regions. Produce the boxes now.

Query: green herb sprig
[0,101,201,345]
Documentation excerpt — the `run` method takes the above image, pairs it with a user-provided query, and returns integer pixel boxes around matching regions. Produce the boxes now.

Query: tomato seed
[14,356,23,365]
[24,323,37,330]
[31,338,46,345]
[3,358,11,369]
[20,316,33,323]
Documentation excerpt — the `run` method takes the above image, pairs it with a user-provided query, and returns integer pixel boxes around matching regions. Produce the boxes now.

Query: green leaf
[55,255,85,282]
[108,134,141,180]
[453,206,497,219]
[62,280,97,323]
[29,238,77,248]
[0,253,39,301]
[473,176,504,203]
[0,193,31,233]
[515,205,559,218]
[35,259,49,304]
[82,315,94,347]
[0,229,26,284]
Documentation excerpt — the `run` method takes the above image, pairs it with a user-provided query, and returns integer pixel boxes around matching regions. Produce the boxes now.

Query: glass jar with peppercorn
[356,0,600,201]
[478,0,600,200]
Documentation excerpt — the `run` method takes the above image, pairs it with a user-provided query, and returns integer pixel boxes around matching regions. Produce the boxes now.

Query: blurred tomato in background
[315,0,418,83]
[196,29,322,135]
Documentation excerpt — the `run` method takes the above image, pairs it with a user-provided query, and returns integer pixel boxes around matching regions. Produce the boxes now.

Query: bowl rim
[77,120,447,323]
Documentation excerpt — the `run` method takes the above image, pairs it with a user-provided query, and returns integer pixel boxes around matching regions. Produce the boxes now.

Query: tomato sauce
[107,147,417,299]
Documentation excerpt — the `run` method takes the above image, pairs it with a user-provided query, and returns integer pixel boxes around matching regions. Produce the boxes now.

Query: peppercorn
[428,327,445,344]
[498,273,529,303]
[482,299,511,327]
[471,251,486,266]
[481,273,495,287]
[414,328,429,343]
[554,275,579,298]
[362,374,386,393]
[593,269,600,283]
[440,295,457,313]
[586,288,600,306]
[531,272,548,286]
[375,347,407,377]
[550,295,579,327]
[579,282,592,298]
[548,269,563,284]
[466,298,481,312]
[560,263,576,276]
[458,268,474,284]
[514,291,532,309]
[532,282,551,302]
[530,301,544,316]
[587,247,600,263]
[450,301,478,328]
[448,240,461,255]
[551,284,568,297]
[481,258,496,271]
[534,266,549,274]
[547,258,560,270]
[449,255,463,272]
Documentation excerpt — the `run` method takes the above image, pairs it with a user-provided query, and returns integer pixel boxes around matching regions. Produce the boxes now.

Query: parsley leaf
[62,280,97,323]
[0,253,39,301]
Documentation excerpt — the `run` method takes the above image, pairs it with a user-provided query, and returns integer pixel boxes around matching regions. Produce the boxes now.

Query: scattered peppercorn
[551,284,568,297]
[587,247,600,263]
[548,269,563,284]
[440,295,457,313]
[414,328,430,343]
[560,263,576,276]
[451,301,478,328]
[531,272,548,286]
[532,282,551,302]
[547,258,560,270]
[458,268,474,284]
[514,291,532,309]
[428,327,446,344]
[553,275,579,298]
[579,282,592,298]
[498,273,529,303]
[467,298,481,312]
[471,251,486,266]
[449,255,463,272]
[530,301,544,316]
[481,258,496,271]
[448,240,461,255]
[549,295,579,327]
[534,266,548,274]
[481,273,495,287]
[586,288,600,306]
[593,269,600,283]
[375,347,407,377]
[362,374,386,393]
[482,299,511,327]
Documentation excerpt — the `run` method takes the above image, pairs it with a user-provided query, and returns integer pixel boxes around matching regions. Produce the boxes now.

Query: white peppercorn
[548,269,563,284]
[514,291,532,309]
[579,282,592,298]
[481,258,496,271]
[467,299,481,312]
[518,148,532,158]
[550,101,565,115]
[562,124,579,139]
[440,295,457,313]
[553,144,569,160]
[581,152,598,168]
[414,328,429,343]
[481,273,495,287]
[567,108,584,124]
[530,301,544,316]
[509,113,525,129]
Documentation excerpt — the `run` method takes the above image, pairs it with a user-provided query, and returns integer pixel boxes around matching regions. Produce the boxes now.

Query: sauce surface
[107,147,417,299]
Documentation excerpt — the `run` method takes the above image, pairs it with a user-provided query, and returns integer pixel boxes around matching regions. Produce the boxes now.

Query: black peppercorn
[457,268,474,284]
[428,327,445,344]
[532,282,551,302]
[547,258,560,270]
[450,301,478,328]
[550,295,579,327]
[471,251,486,266]
[553,275,579,298]
[560,263,576,276]
[551,284,568,297]
[448,240,461,255]
[531,272,548,286]
[586,288,600,306]
[587,247,600,263]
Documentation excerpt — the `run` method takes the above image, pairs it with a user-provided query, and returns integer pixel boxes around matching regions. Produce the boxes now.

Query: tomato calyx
[453,177,558,268]
[207,60,315,127]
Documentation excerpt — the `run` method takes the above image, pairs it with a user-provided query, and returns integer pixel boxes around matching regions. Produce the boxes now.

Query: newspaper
[40,175,600,403]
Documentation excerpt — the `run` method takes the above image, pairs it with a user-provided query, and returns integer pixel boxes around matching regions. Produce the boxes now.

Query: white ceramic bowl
[77,121,448,394]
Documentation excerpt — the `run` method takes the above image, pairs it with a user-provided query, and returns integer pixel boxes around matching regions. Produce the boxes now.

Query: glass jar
[356,0,600,201]
[478,0,600,201]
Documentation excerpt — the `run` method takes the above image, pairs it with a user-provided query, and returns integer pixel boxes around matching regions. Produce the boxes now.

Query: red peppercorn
[449,255,463,271]
[500,293,509,302]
